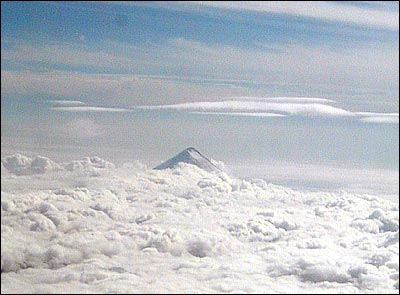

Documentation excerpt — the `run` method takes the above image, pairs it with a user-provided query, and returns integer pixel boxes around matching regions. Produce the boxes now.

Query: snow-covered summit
[154,147,224,173]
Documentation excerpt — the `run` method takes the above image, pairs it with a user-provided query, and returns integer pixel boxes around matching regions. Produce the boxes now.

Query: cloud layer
[1,154,399,293]
[136,97,399,123]
[43,96,399,123]
[138,100,352,116]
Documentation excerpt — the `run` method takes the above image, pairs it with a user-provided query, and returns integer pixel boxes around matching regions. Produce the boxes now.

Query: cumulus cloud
[1,154,114,176]
[63,156,115,176]
[1,154,62,175]
[1,154,398,293]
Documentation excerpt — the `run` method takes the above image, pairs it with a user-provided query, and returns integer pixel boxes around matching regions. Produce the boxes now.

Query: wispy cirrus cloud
[93,1,399,31]
[359,114,399,124]
[48,100,85,106]
[192,112,287,118]
[1,41,137,72]
[110,1,399,30]
[0,70,255,106]
[223,96,336,103]
[3,37,398,88]
[187,1,399,30]
[2,36,398,112]
[51,106,131,112]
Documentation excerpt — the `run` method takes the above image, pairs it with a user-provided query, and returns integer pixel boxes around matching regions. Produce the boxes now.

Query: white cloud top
[1,154,399,293]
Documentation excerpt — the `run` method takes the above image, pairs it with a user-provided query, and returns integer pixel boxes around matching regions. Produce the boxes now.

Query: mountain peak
[154,147,223,173]
[184,147,197,152]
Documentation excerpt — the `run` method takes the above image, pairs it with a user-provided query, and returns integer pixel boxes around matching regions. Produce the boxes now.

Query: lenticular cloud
[138,100,353,117]
[1,154,399,293]
[135,97,399,123]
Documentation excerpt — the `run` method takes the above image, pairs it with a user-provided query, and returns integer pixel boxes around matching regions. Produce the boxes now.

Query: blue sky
[2,1,399,110]
[1,2,399,193]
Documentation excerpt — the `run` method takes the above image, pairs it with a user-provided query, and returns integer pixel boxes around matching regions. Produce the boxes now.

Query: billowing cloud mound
[1,154,62,175]
[64,156,115,174]
[2,154,115,176]
[1,154,399,293]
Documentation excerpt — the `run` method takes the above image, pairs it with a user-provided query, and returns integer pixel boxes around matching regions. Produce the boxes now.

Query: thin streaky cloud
[135,99,399,123]
[229,96,336,103]
[191,1,399,30]
[49,99,399,123]
[50,106,131,112]
[191,111,287,118]
[136,100,353,117]
[355,112,399,117]
[1,70,254,106]
[360,116,399,124]
[48,100,85,106]
[105,1,398,30]
[2,38,397,103]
